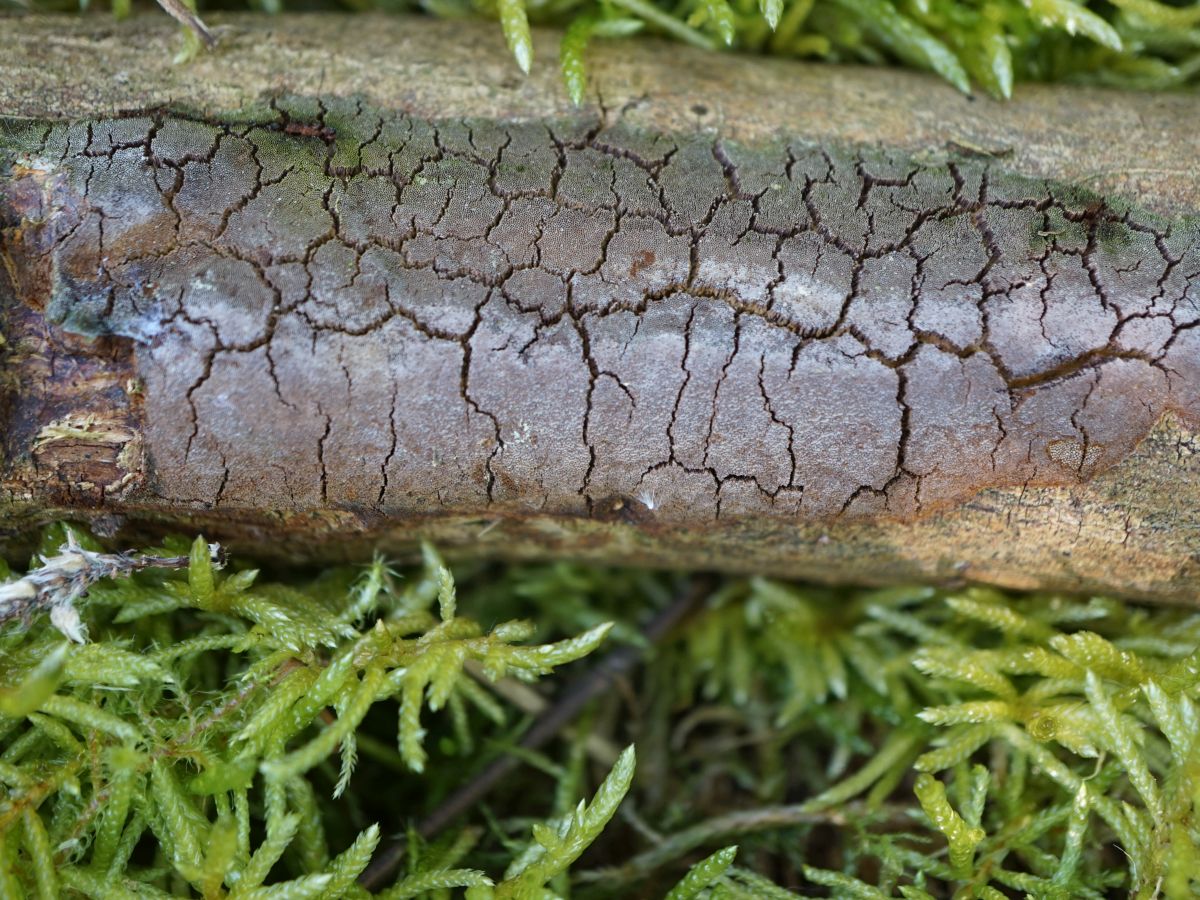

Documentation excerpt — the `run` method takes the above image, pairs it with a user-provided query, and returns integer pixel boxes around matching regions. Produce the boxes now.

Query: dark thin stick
[358,576,712,891]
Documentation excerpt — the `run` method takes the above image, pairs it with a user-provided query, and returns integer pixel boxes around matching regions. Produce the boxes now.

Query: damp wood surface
[1,14,1199,603]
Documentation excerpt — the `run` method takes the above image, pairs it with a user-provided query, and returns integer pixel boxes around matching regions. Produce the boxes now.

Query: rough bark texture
[2,14,1199,602]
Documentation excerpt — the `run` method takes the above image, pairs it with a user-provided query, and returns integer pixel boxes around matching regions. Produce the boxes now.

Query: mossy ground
[1,525,1198,897]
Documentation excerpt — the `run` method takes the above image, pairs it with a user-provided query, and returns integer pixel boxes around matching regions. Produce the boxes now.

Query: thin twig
[0,530,223,642]
[463,658,623,765]
[358,576,712,891]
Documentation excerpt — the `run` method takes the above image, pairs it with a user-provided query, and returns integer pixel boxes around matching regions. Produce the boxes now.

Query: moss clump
[1,525,1199,897]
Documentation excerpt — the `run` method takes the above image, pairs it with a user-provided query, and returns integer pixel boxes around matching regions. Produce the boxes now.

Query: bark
[2,14,1199,602]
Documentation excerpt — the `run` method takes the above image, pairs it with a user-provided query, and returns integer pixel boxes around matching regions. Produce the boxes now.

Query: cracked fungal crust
[2,98,1199,533]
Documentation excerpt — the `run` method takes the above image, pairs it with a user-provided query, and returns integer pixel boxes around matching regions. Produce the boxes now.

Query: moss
[1,525,1199,896]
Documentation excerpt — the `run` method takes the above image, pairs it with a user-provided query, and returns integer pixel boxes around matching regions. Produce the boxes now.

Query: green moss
[1,526,1199,897]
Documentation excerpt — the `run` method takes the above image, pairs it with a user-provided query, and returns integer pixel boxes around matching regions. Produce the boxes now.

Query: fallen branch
[1,15,1198,602]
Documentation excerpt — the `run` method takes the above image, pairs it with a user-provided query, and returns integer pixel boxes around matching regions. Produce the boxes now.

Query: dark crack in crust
[1,99,1199,535]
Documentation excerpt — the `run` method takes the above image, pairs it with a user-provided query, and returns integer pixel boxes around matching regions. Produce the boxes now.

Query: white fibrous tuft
[50,602,89,644]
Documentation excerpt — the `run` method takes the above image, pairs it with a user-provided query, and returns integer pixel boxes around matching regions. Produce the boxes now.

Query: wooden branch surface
[2,14,1199,603]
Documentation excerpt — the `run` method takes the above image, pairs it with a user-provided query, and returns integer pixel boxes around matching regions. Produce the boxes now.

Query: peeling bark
[2,14,1199,602]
